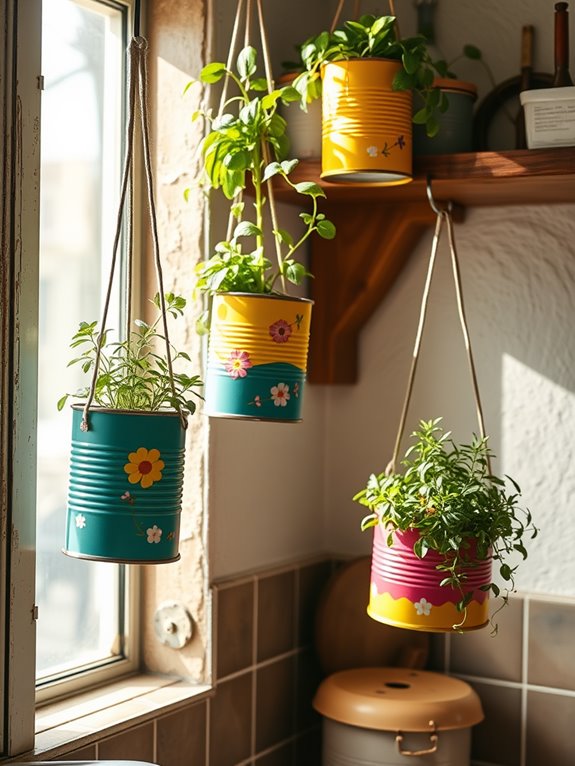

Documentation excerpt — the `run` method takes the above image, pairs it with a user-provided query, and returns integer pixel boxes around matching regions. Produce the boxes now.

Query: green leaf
[200,62,227,83]
[316,219,336,239]
[237,46,257,79]
[262,161,282,182]
[57,394,69,411]
[234,221,262,238]
[294,181,326,198]
[284,261,306,285]
[463,44,482,60]
[274,228,294,246]
[413,107,429,125]
[250,77,269,91]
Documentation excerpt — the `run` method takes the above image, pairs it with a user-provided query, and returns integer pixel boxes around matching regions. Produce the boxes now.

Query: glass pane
[37,0,126,681]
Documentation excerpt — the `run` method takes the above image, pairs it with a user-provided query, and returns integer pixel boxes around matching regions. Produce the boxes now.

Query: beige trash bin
[313,667,483,765]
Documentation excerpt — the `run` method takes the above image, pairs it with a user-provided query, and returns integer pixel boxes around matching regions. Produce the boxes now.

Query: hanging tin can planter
[368,524,491,632]
[321,59,413,185]
[63,406,187,564]
[205,293,312,422]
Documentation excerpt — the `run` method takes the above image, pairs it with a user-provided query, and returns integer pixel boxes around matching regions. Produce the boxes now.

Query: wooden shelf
[272,147,575,384]
[275,147,575,207]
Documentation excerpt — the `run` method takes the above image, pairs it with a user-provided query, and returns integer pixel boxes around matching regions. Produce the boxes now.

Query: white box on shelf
[520,86,575,149]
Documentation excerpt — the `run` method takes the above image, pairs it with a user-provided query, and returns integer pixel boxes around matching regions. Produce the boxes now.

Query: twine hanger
[330,0,400,35]
[81,36,187,432]
[218,0,286,289]
[386,180,490,476]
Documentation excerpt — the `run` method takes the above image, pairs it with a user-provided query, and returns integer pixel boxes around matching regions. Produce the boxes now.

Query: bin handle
[395,732,438,757]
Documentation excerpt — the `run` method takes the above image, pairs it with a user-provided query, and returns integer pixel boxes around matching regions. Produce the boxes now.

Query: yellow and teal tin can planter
[368,524,491,632]
[205,292,312,422]
[321,58,413,185]
[63,405,187,564]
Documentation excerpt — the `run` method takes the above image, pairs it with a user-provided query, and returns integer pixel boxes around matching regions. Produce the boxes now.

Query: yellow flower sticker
[124,447,164,489]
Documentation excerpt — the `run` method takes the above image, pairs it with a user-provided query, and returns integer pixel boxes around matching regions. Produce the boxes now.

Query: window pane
[37,0,127,683]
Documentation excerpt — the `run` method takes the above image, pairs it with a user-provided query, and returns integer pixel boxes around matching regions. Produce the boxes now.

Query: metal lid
[313,667,484,732]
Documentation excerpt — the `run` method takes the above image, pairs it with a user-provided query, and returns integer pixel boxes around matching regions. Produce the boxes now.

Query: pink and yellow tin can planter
[205,293,313,422]
[321,59,413,185]
[368,524,491,632]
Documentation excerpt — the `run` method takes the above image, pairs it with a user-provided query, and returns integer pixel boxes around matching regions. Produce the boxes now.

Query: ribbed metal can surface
[321,59,413,184]
[368,524,491,632]
[205,293,312,422]
[64,406,187,563]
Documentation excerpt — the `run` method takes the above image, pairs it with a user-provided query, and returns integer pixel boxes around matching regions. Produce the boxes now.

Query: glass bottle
[552,2,574,87]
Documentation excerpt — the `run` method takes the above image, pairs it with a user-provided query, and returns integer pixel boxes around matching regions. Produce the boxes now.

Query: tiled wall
[58,557,333,766]
[429,593,575,766]
[56,563,575,766]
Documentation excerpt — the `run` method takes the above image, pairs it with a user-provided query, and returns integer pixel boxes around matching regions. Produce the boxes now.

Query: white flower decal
[75,513,86,529]
[367,145,378,157]
[146,524,163,544]
[271,382,290,407]
[414,597,432,616]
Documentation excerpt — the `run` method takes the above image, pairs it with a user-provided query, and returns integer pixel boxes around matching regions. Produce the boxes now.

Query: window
[35,0,138,702]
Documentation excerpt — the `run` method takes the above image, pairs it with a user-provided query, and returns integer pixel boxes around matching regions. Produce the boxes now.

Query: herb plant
[354,418,538,616]
[58,293,203,414]
[294,14,446,137]
[193,45,336,306]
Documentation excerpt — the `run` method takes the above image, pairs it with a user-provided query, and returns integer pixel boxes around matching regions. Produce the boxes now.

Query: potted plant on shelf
[58,293,203,564]
[194,44,336,422]
[293,14,446,184]
[354,418,538,632]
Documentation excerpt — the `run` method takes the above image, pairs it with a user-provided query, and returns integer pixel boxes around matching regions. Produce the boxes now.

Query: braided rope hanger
[81,37,187,432]
[386,192,490,476]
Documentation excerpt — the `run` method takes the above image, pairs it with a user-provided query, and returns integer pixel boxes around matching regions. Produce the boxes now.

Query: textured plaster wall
[324,204,575,597]
[141,0,210,681]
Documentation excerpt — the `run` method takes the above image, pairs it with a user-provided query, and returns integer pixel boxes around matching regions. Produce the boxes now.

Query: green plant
[192,45,335,308]
[354,418,538,620]
[294,14,446,136]
[57,293,203,414]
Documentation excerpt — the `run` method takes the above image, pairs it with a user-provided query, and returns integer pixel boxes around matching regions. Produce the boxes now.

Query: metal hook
[426,175,452,216]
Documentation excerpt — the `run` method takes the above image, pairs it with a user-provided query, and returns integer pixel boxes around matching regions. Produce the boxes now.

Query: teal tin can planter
[205,293,313,422]
[64,406,187,564]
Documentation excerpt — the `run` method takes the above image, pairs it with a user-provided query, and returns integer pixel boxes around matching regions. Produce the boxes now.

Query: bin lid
[313,667,484,732]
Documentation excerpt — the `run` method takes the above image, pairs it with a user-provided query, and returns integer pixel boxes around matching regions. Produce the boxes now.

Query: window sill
[28,674,212,760]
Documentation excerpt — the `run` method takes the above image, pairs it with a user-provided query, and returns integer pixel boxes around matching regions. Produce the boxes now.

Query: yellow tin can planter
[206,293,313,422]
[321,59,413,185]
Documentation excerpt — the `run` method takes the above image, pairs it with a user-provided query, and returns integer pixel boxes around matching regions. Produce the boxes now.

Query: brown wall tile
[98,722,155,762]
[257,571,295,662]
[157,701,207,766]
[469,682,521,766]
[294,728,322,766]
[216,580,254,679]
[528,598,575,690]
[526,690,575,766]
[254,741,294,766]
[256,656,296,753]
[297,561,332,648]
[451,596,523,682]
[210,672,253,766]
[296,648,322,732]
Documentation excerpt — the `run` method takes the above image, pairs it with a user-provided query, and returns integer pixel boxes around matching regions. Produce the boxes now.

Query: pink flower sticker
[271,382,290,407]
[269,319,292,344]
[225,349,253,379]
